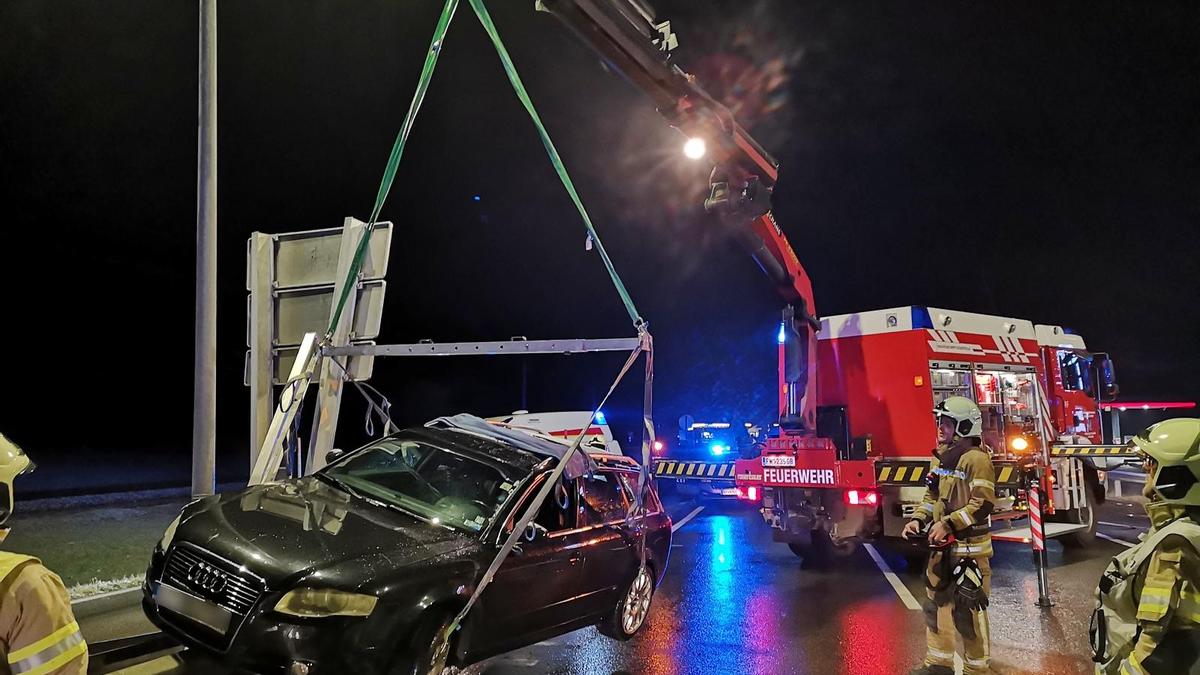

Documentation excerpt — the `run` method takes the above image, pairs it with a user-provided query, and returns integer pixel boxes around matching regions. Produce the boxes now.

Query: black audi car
[142,416,672,674]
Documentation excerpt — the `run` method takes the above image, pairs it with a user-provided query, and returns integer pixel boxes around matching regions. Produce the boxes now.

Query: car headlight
[274,588,378,618]
[159,515,181,551]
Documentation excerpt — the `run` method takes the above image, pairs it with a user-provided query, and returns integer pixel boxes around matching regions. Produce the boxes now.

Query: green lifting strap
[329,0,644,337]
[326,0,460,337]
[467,0,643,328]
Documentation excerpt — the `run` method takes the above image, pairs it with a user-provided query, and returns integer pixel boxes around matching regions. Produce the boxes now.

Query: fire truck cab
[739,305,1118,561]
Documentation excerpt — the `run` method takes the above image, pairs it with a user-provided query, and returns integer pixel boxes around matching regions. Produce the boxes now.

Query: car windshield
[322,437,523,533]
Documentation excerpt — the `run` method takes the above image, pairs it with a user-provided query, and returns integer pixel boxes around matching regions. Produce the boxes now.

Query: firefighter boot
[908,666,954,675]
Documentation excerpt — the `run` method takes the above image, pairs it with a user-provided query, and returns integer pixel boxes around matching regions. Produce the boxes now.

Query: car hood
[175,477,480,587]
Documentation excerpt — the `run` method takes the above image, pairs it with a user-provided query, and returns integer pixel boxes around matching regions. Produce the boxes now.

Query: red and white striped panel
[1029,485,1045,551]
[991,335,1031,364]
[925,330,1039,364]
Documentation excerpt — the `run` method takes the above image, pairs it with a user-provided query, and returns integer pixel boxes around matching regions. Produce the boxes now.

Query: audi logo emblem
[186,561,229,596]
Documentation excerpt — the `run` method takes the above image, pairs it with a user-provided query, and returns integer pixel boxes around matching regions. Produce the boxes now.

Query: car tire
[392,610,456,675]
[598,564,654,641]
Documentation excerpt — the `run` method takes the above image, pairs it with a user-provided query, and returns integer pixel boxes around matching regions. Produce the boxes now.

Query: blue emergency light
[710,443,728,456]
[595,411,606,425]
[777,323,787,345]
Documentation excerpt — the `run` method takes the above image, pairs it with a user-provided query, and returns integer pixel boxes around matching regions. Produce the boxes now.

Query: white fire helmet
[933,396,983,439]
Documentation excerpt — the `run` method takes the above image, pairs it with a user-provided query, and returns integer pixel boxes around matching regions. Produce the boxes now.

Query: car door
[472,475,589,657]
[575,470,637,617]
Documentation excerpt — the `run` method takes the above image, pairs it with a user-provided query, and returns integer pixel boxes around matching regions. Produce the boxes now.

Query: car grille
[164,544,264,617]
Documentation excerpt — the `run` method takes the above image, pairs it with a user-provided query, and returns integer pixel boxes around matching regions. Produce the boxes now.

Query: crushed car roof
[426,414,597,480]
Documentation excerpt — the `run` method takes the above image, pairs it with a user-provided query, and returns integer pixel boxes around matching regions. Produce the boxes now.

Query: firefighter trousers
[924,552,992,674]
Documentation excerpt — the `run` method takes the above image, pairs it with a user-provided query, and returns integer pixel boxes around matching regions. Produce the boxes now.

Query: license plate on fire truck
[762,455,796,467]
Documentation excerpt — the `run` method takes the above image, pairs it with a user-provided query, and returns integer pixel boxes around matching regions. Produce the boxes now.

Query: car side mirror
[325,448,345,464]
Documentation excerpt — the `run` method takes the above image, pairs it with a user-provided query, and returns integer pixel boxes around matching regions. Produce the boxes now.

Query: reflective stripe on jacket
[0,552,87,675]
[1114,505,1200,675]
[912,440,997,558]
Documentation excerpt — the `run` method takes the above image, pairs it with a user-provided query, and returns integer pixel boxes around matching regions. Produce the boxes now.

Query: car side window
[579,472,630,526]
[532,477,577,534]
[616,473,660,514]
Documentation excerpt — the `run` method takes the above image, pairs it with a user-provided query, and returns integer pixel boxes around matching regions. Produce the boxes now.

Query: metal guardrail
[1105,469,1146,499]
[87,632,182,674]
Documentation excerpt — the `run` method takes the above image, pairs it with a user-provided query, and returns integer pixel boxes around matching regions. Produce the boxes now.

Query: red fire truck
[734,306,1121,563]
[537,0,1129,564]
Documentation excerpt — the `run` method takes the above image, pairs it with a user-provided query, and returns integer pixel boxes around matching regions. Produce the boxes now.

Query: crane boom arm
[539,0,819,428]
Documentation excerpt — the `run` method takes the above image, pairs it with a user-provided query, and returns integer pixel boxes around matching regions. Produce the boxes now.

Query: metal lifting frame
[325,337,641,358]
[248,335,644,486]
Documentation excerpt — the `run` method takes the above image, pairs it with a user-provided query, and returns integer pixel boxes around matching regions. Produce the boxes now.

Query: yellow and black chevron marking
[993,463,1021,487]
[1050,445,1137,458]
[877,461,1022,487]
[653,460,737,479]
[875,462,929,485]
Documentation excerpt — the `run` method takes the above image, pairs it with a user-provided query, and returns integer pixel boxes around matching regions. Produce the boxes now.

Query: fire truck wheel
[876,541,927,575]
[788,532,855,567]
[788,542,827,568]
[903,552,928,575]
[1058,482,1097,548]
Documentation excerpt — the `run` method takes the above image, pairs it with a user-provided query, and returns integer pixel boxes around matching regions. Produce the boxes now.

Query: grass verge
[4,498,186,591]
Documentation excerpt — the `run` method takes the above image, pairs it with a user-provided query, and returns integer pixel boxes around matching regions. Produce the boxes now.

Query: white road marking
[1098,520,1141,529]
[1097,532,1135,548]
[864,543,922,611]
[671,505,705,533]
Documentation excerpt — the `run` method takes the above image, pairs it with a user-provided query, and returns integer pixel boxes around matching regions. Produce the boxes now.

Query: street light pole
[192,0,217,497]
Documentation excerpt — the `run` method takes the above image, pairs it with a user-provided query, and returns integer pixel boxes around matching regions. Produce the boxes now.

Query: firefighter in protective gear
[0,433,88,675]
[1092,418,1200,674]
[903,396,997,675]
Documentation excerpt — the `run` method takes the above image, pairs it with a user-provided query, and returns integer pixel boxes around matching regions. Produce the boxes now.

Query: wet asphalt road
[84,494,1150,674]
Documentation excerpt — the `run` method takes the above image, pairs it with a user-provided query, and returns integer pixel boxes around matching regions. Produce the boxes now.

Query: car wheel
[598,564,654,641]
[393,610,456,675]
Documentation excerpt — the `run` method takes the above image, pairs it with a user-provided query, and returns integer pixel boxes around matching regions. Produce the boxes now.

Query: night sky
[2,1,1196,494]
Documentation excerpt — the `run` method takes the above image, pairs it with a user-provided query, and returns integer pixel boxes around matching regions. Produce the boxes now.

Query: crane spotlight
[683,137,707,160]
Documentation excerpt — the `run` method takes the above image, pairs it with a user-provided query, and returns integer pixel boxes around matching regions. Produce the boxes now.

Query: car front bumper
[142,551,411,675]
